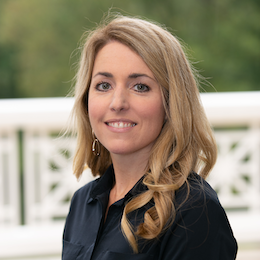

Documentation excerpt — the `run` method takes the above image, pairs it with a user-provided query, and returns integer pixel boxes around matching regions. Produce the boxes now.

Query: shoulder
[173,172,233,242]
[160,173,237,259]
[176,172,220,211]
[70,177,100,206]
[63,178,100,236]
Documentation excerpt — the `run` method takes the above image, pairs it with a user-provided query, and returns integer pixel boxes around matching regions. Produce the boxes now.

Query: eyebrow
[128,73,154,80]
[93,72,155,81]
[93,72,113,78]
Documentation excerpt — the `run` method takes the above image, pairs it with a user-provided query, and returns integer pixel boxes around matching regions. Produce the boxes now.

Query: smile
[106,122,136,128]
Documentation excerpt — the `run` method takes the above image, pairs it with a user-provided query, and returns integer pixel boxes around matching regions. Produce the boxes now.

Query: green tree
[0,0,259,98]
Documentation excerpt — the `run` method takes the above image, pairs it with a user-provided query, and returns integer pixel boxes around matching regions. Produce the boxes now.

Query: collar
[90,164,115,200]
[90,165,148,204]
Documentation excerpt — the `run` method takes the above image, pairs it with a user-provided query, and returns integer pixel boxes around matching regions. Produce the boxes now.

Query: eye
[96,82,111,91]
[133,83,150,92]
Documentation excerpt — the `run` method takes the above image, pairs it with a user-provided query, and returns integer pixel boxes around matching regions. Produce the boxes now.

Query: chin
[109,149,132,155]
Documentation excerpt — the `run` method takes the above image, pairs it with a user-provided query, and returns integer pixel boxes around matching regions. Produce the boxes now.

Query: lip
[105,119,137,129]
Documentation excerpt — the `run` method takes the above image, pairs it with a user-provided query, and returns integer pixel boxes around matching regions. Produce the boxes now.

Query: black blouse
[62,165,237,260]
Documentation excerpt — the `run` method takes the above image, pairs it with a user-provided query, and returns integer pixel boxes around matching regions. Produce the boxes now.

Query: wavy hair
[71,14,217,253]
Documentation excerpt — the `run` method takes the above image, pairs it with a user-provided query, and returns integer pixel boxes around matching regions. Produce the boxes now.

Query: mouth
[105,121,137,128]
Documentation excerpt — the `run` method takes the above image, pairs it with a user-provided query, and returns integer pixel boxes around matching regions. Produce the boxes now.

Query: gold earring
[92,133,100,156]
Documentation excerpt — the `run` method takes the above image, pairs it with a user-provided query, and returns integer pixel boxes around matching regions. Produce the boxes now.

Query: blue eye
[133,84,150,92]
[96,82,111,91]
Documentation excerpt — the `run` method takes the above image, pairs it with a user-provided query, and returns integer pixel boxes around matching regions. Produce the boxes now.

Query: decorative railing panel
[23,129,93,225]
[209,128,260,211]
[0,130,20,226]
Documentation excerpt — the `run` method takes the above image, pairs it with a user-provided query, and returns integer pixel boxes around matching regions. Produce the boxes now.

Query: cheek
[87,99,99,127]
[142,101,165,124]
[88,97,107,132]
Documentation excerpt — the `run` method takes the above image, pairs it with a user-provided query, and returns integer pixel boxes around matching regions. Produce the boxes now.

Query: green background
[0,0,259,98]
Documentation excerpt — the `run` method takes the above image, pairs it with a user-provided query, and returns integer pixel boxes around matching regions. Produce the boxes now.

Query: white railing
[0,92,260,259]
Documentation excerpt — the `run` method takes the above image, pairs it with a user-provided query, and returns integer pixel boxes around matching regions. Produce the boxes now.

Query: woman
[62,15,237,259]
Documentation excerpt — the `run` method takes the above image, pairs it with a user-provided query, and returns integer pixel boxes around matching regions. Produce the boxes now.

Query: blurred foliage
[0,0,259,98]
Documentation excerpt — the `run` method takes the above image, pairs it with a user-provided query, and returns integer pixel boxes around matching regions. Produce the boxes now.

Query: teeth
[107,122,136,128]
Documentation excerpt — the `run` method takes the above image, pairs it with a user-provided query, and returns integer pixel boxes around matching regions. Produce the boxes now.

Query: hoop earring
[92,136,100,156]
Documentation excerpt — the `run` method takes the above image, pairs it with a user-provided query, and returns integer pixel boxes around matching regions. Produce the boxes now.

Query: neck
[109,152,149,201]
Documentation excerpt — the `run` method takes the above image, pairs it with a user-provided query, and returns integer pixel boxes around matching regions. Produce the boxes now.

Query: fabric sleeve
[159,192,237,260]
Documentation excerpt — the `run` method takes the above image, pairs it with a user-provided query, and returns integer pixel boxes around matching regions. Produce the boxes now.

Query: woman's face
[88,41,165,158]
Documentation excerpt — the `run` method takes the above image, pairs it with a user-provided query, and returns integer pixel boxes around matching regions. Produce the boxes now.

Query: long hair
[71,14,217,253]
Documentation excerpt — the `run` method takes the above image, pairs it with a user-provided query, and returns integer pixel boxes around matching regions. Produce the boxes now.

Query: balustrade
[0,92,260,259]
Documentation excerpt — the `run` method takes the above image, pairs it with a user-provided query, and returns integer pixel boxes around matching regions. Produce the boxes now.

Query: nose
[109,87,129,112]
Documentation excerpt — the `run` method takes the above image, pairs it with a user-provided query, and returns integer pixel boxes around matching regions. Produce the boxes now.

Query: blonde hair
[71,14,217,253]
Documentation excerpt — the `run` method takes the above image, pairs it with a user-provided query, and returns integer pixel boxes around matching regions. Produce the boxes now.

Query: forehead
[92,41,155,78]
